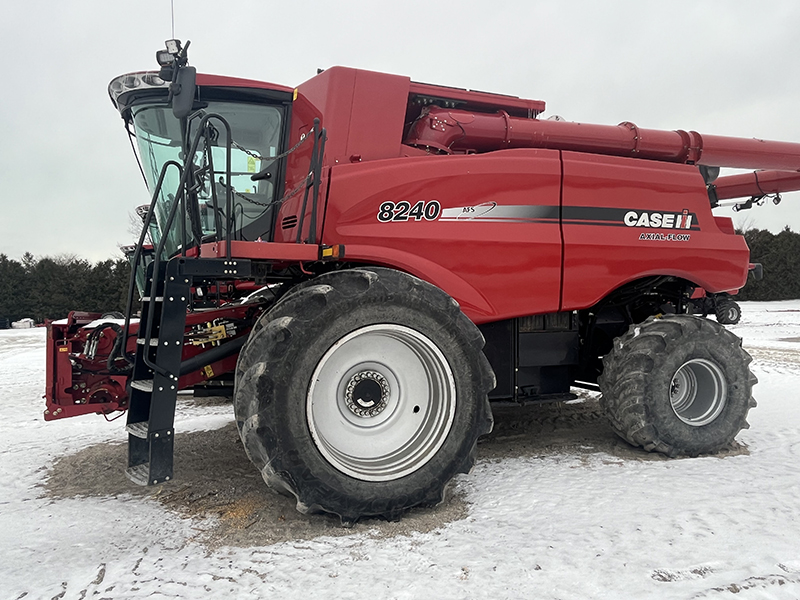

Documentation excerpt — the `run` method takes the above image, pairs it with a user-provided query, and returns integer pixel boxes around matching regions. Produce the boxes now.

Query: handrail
[296,118,328,244]
[117,109,324,378]
[119,159,182,372]
[138,112,233,377]
[117,112,233,377]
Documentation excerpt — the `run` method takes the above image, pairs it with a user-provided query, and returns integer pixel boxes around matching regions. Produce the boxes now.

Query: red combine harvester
[45,41,800,523]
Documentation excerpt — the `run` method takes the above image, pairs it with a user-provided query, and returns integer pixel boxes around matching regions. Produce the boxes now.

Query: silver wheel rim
[307,324,456,481]
[669,358,727,426]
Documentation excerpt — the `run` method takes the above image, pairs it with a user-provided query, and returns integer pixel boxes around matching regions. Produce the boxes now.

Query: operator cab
[108,58,294,260]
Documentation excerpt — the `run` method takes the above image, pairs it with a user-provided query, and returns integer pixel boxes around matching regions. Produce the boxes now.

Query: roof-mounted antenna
[170,0,175,39]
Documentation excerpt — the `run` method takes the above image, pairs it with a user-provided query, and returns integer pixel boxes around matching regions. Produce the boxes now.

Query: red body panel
[296,67,411,164]
[321,148,749,322]
[274,68,412,244]
[560,152,748,307]
[323,149,563,322]
[261,66,772,321]
[195,73,294,93]
[407,81,545,116]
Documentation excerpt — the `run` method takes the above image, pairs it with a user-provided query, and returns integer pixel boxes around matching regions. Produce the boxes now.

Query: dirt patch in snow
[42,418,468,549]
[43,393,746,549]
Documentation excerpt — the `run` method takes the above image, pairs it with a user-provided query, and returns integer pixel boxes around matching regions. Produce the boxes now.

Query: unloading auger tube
[405,106,800,171]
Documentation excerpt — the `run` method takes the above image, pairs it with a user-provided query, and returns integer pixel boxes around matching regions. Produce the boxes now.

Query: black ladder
[124,256,251,486]
[125,257,191,485]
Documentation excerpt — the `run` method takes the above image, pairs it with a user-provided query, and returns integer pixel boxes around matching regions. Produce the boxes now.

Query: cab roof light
[156,50,175,67]
[158,39,182,66]
[107,72,169,108]
[157,39,190,82]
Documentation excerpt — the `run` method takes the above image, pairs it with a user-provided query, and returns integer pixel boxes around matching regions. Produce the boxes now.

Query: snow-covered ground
[2,302,800,599]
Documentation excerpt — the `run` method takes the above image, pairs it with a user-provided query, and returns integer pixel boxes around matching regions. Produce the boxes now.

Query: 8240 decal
[377,200,441,222]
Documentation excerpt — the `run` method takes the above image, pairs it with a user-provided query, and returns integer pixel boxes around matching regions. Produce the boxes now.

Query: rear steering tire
[599,314,756,457]
[715,296,742,325]
[233,267,494,523]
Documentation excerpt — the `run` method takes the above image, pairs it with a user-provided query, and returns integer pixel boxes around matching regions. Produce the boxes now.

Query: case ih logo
[623,209,696,230]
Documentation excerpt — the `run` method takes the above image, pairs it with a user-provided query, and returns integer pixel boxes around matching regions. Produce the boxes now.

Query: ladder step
[136,337,160,346]
[125,463,171,486]
[125,463,150,486]
[126,421,149,439]
[131,379,154,392]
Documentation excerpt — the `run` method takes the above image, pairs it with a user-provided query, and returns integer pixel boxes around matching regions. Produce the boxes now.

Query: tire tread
[599,314,756,457]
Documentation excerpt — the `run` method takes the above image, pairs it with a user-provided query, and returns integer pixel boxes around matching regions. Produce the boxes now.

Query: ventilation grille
[281,215,298,230]
[518,312,575,333]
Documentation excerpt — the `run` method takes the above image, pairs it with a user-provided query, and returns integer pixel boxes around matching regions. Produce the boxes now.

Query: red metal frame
[45,312,131,420]
[45,305,259,421]
[195,73,294,93]
[197,240,319,261]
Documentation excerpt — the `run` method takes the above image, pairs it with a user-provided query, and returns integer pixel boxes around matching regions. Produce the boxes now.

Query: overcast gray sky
[1,0,799,261]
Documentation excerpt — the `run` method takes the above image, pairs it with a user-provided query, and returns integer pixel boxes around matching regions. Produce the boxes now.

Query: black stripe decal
[438,204,701,230]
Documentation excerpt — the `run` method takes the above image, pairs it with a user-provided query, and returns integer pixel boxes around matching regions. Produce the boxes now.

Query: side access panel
[480,312,579,401]
[560,152,750,310]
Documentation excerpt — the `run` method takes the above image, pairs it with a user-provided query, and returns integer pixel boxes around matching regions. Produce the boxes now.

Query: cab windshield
[132,101,283,257]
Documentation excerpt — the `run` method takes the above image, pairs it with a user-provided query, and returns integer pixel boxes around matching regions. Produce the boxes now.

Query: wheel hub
[345,370,390,417]
[307,324,456,482]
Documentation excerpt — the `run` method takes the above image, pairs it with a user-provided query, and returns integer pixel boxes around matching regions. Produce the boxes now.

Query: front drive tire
[599,314,756,457]
[233,268,494,523]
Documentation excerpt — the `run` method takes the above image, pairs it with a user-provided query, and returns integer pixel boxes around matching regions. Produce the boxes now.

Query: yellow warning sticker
[203,365,214,378]
[247,156,256,173]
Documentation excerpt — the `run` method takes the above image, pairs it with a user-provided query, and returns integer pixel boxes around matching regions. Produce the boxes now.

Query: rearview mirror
[171,66,196,120]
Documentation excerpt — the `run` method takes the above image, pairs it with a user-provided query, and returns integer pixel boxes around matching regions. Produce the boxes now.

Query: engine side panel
[560,152,749,310]
[322,149,750,323]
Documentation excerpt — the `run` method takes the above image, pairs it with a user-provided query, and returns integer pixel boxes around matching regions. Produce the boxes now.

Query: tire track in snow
[747,346,800,375]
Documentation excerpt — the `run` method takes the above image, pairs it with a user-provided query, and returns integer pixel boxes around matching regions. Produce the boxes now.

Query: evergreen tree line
[0,253,130,323]
[0,228,797,323]
[737,227,800,301]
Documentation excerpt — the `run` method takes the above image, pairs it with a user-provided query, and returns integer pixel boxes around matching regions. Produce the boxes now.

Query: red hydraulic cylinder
[405,107,800,171]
